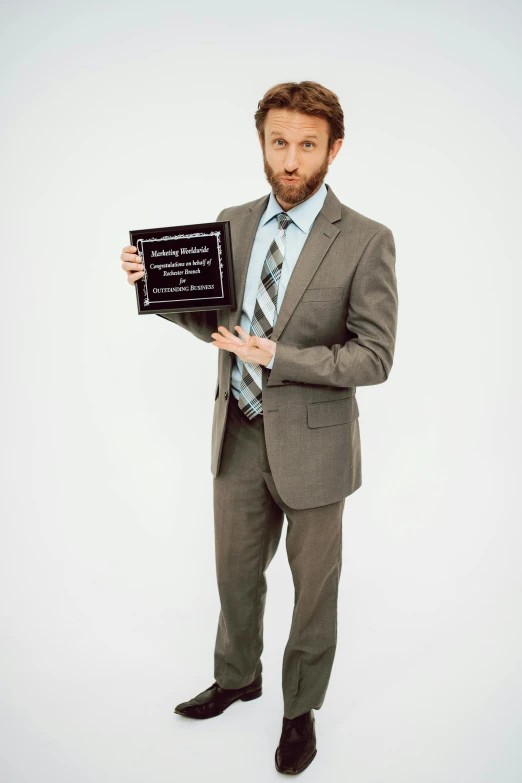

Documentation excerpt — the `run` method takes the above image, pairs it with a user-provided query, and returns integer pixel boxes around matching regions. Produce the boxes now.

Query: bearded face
[259,109,338,209]
[262,145,330,208]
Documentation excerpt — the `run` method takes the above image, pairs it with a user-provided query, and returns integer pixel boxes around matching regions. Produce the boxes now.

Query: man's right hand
[121,245,144,285]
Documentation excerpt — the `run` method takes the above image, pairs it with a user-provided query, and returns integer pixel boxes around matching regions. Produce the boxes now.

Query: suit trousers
[213,392,345,719]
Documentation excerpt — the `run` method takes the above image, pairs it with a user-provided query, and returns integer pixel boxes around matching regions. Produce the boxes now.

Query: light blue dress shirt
[231,182,328,401]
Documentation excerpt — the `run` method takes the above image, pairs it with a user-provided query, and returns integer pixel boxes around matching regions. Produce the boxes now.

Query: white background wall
[2,1,521,781]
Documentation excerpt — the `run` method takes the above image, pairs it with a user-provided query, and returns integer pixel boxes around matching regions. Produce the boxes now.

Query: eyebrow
[269,131,319,140]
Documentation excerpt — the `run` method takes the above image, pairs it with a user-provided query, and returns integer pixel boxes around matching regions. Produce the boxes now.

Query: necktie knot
[277,212,292,231]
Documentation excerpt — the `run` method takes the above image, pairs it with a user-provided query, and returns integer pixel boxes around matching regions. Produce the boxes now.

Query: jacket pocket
[307,396,359,428]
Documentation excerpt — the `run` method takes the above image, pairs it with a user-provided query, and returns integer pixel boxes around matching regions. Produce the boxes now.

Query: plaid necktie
[238,211,293,420]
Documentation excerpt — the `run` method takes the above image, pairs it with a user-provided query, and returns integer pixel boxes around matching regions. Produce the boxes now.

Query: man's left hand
[211,325,276,367]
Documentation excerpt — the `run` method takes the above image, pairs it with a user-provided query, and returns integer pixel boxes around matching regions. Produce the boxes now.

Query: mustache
[262,152,329,201]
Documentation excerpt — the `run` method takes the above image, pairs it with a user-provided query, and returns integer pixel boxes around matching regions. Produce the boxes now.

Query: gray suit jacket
[158,183,398,509]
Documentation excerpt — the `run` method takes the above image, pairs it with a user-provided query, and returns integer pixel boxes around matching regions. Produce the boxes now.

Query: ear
[258,131,265,151]
[328,138,343,164]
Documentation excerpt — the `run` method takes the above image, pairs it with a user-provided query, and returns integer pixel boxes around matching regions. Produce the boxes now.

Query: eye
[273,139,314,149]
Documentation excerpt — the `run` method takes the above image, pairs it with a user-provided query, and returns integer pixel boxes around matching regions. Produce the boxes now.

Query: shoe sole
[275,747,317,775]
[174,686,262,719]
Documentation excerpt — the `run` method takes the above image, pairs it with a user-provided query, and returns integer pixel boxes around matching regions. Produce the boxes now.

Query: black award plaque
[129,221,236,315]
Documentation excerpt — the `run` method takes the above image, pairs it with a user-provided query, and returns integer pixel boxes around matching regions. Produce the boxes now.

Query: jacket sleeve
[266,226,398,388]
[155,208,226,343]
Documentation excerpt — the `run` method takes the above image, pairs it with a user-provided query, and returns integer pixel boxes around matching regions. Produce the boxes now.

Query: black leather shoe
[174,675,262,719]
[275,709,317,775]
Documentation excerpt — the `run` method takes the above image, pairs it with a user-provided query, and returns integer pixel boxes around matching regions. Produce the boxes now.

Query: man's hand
[121,245,144,284]
[211,325,276,367]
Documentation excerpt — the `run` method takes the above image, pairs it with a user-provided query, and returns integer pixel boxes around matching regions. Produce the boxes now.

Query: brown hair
[254,81,345,150]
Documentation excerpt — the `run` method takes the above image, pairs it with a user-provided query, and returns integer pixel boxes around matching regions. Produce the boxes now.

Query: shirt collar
[260,182,328,234]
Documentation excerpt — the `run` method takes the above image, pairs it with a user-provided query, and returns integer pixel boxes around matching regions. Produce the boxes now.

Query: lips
[282,178,300,183]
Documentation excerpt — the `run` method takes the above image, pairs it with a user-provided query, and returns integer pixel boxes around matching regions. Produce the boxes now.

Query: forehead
[264,108,329,137]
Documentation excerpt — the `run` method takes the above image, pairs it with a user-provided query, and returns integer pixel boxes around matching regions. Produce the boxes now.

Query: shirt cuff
[266,346,276,370]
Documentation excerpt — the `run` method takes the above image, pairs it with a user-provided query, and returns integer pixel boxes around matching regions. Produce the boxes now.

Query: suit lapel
[227,193,270,330]
[228,183,343,340]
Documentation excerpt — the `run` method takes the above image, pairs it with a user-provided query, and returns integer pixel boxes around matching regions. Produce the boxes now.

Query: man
[120,80,398,775]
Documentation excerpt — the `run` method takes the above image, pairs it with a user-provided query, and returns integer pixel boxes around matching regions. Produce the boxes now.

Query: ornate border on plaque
[137,231,225,307]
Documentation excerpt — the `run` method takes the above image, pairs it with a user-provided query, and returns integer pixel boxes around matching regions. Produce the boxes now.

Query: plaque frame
[129,221,235,315]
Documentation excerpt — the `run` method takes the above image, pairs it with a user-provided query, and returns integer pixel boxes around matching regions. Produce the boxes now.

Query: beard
[262,147,330,207]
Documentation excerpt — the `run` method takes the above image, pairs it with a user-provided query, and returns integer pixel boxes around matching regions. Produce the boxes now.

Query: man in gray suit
[121,80,398,775]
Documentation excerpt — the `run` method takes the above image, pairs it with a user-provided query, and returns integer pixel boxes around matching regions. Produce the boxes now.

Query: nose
[283,144,299,172]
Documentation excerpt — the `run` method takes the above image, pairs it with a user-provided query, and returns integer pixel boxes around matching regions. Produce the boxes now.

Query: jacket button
[228,352,232,357]
[224,391,228,399]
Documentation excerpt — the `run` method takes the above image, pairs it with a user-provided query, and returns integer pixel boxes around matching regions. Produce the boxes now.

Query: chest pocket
[300,287,345,303]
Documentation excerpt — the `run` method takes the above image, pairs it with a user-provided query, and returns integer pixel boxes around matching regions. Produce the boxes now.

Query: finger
[211,341,237,351]
[217,325,243,344]
[121,251,141,262]
[235,326,257,346]
[122,260,144,272]
[211,334,237,347]
[212,336,262,364]
[127,270,144,285]
[211,336,246,353]
[122,245,137,253]
[121,258,144,268]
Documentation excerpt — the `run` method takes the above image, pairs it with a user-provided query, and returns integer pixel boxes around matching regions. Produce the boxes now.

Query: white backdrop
[2,1,521,781]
